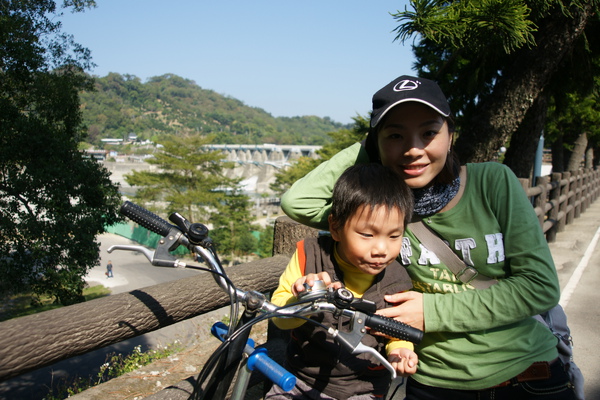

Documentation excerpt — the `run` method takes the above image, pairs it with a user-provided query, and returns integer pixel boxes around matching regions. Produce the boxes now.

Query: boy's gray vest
[286,236,413,398]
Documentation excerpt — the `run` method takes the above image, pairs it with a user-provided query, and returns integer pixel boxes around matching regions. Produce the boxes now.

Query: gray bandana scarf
[412,176,461,216]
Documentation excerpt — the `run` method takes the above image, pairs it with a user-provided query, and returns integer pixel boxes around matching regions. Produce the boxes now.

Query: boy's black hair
[330,163,414,231]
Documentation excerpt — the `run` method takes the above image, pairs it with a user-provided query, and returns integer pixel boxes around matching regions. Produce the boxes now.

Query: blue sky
[59,1,417,125]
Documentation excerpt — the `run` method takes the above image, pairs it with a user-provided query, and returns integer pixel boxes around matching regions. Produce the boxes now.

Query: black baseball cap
[370,75,451,128]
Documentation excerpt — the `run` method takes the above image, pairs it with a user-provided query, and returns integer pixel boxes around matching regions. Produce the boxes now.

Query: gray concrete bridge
[205,144,321,169]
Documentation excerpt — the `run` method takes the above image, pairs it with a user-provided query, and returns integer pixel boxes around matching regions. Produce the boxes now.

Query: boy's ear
[328,214,341,241]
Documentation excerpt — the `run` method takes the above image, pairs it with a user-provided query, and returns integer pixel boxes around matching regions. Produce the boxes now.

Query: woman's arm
[281,142,370,230]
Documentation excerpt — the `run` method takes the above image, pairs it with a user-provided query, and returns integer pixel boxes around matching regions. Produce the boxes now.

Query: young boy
[266,163,417,400]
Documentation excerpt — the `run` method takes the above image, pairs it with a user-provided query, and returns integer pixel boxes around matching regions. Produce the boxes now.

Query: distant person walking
[106,260,113,278]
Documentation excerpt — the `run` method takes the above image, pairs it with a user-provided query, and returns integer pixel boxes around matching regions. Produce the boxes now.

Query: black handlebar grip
[365,314,423,344]
[120,201,175,237]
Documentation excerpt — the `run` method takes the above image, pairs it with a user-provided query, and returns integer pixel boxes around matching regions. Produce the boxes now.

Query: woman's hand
[378,291,425,331]
[291,272,343,297]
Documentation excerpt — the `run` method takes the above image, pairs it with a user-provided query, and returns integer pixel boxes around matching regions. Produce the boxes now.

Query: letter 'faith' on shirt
[403,234,504,268]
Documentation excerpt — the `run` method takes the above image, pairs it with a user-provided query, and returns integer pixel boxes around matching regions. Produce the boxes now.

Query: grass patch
[45,343,182,400]
[83,285,111,301]
[0,285,111,322]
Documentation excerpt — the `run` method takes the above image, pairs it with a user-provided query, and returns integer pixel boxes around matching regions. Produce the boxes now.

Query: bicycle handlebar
[211,322,296,392]
[365,313,423,343]
[116,201,424,344]
[120,201,176,237]
[279,299,423,345]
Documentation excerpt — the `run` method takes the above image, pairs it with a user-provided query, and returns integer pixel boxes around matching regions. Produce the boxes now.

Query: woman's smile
[401,163,429,176]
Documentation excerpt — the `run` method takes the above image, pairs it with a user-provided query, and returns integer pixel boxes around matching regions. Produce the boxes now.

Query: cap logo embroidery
[393,79,420,92]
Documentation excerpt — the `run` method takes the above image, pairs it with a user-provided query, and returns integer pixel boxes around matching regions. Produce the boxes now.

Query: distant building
[101,138,124,145]
[84,149,108,160]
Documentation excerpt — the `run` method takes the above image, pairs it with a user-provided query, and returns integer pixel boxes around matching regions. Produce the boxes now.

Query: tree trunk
[585,146,594,169]
[592,145,600,168]
[454,1,595,164]
[272,216,319,256]
[551,137,565,173]
[503,91,549,178]
[567,132,588,172]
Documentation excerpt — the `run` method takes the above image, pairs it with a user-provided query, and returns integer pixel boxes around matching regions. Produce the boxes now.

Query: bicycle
[108,201,423,400]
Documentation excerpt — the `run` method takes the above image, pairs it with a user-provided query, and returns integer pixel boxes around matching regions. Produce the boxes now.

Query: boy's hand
[292,272,343,297]
[388,348,418,377]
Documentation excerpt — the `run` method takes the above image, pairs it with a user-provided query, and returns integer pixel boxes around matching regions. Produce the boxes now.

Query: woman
[280,75,577,399]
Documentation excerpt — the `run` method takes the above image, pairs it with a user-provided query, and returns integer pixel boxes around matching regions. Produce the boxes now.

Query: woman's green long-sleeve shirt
[281,143,560,390]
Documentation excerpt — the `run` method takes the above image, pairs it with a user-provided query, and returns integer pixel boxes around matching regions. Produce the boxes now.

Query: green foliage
[544,21,600,153]
[270,115,369,195]
[317,114,369,158]
[80,73,350,147]
[392,0,542,128]
[209,190,258,260]
[256,224,275,258]
[0,285,109,322]
[546,89,600,150]
[0,0,122,305]
[270,156,322,196]
[123,133,265,260]
[98,344,180,382]
[125,133,235,222]
[394,0,538,53]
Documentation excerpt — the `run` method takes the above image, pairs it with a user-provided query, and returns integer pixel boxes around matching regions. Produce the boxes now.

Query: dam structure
[205,144,321,194]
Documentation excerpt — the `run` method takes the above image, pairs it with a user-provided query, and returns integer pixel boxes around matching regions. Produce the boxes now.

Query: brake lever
[107,228,187,268]
[107,244,154,262]
[320,287,396,378]
[328,311,397,379]
[291,284,398,378]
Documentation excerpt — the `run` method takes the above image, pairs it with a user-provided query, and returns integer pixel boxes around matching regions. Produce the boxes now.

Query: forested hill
[80,73,350,146]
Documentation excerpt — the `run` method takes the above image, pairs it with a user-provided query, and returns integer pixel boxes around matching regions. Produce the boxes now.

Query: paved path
[550,201,600,400]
